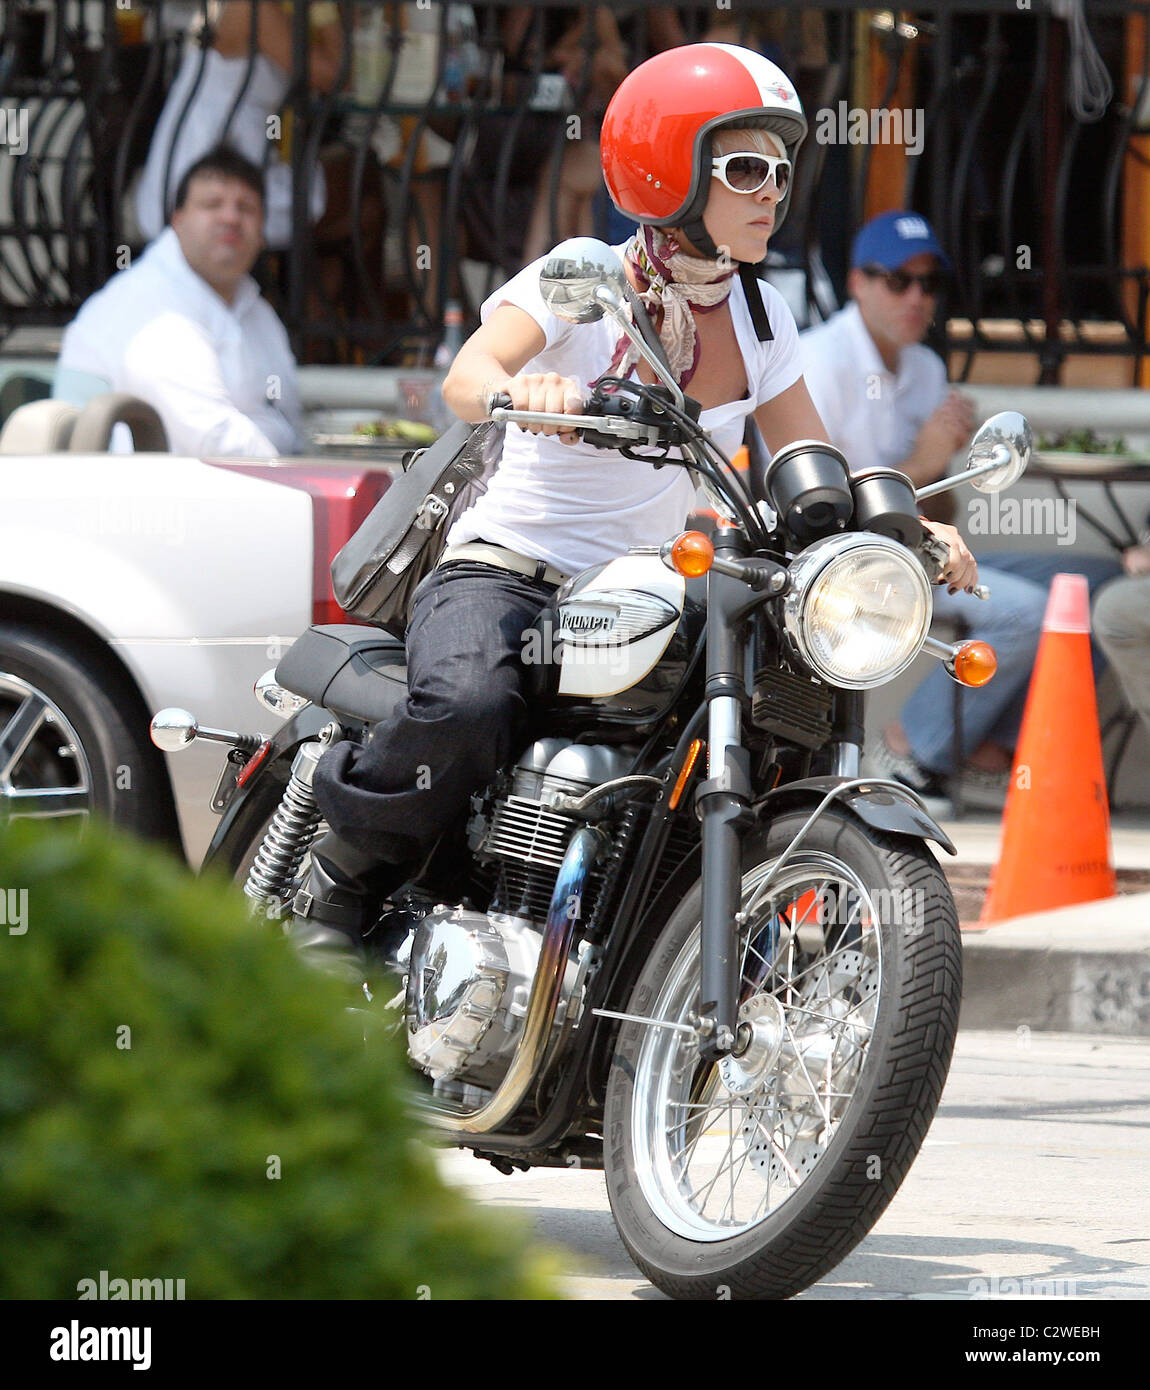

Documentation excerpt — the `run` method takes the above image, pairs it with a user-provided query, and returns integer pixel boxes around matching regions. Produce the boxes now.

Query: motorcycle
[151,239,1031,1300]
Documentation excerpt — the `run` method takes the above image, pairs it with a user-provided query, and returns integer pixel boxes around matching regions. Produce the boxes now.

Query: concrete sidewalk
[938,812,1150,1037]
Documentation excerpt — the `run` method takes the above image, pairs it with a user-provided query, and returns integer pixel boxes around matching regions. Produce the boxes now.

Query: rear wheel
[604,808,961,1300]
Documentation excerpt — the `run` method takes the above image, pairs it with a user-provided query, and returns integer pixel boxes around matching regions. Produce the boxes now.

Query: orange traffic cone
[979,573,1117,925]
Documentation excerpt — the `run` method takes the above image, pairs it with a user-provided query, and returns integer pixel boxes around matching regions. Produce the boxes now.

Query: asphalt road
[434,1030,1150,1301]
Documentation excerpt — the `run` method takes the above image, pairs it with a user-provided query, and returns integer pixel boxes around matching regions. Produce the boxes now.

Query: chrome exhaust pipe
[420,825,605,1136]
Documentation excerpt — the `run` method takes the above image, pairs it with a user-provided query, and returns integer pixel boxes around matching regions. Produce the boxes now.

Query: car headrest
[69,393,169,453]
[0,399,81,454]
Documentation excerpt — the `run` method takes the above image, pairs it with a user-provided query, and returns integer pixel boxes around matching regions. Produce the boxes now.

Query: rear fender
[200,703,348,878]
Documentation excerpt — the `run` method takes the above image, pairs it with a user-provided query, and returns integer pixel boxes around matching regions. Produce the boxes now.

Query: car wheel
[0,622,174,842]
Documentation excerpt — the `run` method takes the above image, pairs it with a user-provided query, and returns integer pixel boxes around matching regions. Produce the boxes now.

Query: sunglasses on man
[860,264,946,296]
[711,151,791,197]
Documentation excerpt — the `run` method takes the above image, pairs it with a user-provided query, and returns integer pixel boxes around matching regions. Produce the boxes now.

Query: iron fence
[1,0,1148,381]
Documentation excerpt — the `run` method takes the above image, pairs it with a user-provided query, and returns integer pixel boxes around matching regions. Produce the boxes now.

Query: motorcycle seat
[276,624,408,725]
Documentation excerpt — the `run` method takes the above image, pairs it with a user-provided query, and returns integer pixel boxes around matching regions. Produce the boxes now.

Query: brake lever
[487,390,675,449]
[491,406,649,437]
[915,525,990,599]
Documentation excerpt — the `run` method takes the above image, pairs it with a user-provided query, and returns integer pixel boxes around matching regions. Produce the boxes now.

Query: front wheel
[604,807,961,1300]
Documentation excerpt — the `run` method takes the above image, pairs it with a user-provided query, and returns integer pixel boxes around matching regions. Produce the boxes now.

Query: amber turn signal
[669,738,705,810]
[949,640,997,687]
[670,531,714,577]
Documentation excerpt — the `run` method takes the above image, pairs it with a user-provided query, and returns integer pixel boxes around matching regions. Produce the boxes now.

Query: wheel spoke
[767,934,872,997]
[780,1017,833,1130]
[626,850,907,1242]
[741,877,830,982]
[673,1090,729,1174]
[2,785,90,818]
[745,1109,803,1186]
[782,998,870,1029]
[684,1102,751,1211]
[0,693,48,781]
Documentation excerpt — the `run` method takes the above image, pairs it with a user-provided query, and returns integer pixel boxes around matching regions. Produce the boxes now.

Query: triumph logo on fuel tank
[562,612,614,637]
[521,619,629,675]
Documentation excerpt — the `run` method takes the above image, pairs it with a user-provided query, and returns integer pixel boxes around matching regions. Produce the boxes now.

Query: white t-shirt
[447,246,805,576]
[798,302,947,473]
[55,228,302,458]
[133,44,325,249]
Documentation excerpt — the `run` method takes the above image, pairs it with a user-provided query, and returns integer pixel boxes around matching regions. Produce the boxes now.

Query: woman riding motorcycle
[291,43,978,968]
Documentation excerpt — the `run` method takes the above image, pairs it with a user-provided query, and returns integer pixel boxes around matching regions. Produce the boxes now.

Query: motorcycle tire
[603,806,961,1300]
[0,621,176,843]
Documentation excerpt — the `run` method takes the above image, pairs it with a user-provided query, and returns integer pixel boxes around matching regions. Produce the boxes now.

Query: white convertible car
[0,387,396,865]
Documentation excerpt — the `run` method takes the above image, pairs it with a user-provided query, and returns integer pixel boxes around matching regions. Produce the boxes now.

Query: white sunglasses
[710,151,791,197]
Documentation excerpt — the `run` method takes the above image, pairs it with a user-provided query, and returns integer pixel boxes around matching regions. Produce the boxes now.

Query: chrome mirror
[539,237,630,324]
[150,707,198,752]
[966,411,1032,493]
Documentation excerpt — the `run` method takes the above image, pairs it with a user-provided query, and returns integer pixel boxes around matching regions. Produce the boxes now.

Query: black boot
[289,833,409,981]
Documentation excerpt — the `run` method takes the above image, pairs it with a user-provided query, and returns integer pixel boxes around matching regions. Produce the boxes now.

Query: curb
[956,889,1150,1037]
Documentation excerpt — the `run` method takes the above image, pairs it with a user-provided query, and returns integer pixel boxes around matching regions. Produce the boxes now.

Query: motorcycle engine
[404,739,631,1092]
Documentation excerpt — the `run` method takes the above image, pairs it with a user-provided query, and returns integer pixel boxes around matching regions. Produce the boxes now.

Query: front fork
[695,529,757,1058]
[694,529,864,1059]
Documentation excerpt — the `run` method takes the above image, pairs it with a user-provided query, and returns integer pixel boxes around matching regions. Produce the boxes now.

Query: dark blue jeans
[312,562,558,861]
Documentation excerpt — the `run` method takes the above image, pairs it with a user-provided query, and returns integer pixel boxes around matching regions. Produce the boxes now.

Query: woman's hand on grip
[923,519,978,593]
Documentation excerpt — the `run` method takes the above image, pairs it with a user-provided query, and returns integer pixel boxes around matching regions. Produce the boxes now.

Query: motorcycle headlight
[782,534,932,689]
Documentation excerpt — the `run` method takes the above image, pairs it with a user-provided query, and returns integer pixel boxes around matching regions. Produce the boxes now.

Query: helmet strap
[739,262,774,343]
[681,215,718,261]
[678,222,775,345]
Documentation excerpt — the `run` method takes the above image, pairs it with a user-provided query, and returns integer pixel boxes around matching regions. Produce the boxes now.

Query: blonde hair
[712,127,788,160]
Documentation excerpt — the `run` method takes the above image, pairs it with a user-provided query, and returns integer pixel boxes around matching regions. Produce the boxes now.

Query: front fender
[200,703,343,878]
[754,775,957,856]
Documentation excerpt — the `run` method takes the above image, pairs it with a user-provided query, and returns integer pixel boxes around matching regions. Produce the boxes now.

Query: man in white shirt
[800,213,973,486]
[55,146,302,458]
[800,211,1118,803]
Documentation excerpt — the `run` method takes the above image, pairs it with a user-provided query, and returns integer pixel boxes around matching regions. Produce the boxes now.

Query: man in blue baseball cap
[803,209,972,490]
[800,210,1120,810]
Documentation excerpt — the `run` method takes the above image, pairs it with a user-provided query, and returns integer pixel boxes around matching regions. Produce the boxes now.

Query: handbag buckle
[414,494,449,530]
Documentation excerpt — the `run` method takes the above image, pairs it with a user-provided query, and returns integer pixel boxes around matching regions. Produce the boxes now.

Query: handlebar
[486,385,699,452]
[486,385,992,599]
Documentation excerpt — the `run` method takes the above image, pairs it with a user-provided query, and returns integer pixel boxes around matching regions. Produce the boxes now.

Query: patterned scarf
[603,226,737,389]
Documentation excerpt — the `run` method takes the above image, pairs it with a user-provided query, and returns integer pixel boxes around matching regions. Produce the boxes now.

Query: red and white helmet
[601,43,807,249]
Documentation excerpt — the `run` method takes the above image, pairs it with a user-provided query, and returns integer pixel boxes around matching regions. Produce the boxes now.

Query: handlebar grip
[488,392,597,416]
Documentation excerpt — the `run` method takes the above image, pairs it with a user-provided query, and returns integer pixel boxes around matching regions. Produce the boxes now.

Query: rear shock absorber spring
[243,742,325,913]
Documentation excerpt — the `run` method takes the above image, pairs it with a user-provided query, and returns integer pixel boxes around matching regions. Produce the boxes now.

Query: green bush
[0,818,559,1300]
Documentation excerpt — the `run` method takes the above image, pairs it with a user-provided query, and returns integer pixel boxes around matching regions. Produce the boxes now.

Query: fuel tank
[525,554,706,730]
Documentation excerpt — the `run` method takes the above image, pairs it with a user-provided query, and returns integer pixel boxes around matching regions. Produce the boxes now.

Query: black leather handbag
[330,419,503,637]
